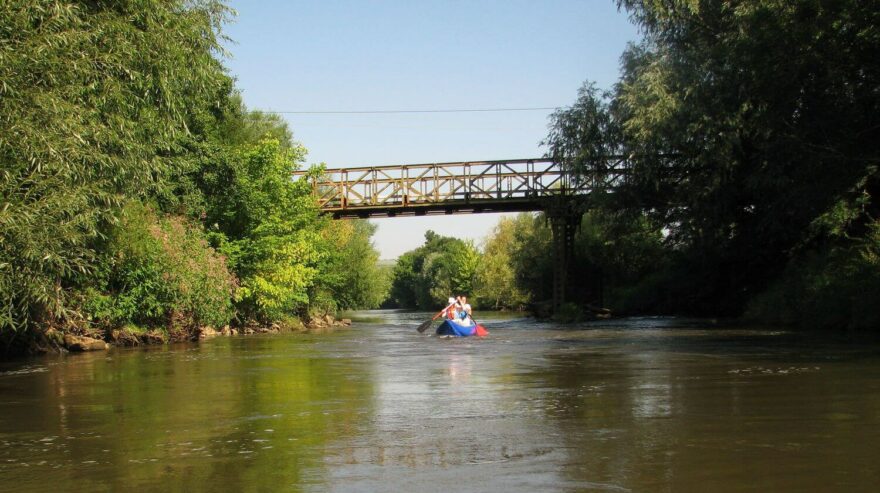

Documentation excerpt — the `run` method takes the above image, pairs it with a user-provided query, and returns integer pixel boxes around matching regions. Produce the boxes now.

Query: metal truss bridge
[293,157,628,309]
[292,157,626,219]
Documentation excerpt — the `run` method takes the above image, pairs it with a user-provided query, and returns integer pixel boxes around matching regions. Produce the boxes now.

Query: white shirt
[459,303,472,322]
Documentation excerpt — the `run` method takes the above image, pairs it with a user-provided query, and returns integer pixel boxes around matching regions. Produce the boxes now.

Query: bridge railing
[292,157,628,214]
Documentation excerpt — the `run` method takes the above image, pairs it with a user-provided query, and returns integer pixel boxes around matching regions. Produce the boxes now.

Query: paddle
[464,312,489,336]
[416,301,456,333]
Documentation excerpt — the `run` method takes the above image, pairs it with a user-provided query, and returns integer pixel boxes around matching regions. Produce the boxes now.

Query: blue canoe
[436,319,488,337]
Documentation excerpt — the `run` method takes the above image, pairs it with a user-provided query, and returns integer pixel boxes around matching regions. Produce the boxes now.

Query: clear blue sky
[223,0,640,258]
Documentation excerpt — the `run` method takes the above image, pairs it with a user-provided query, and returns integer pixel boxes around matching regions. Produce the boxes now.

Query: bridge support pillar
[548,201,582,312]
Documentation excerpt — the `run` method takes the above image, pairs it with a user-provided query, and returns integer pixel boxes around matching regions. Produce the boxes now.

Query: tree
[388,231,482,309]
[82,202,236,331]
[617,0,879,312]
[475,217,529,309]
[205,138,323,321]
[507,214,554,304]
[315,219,390,311]
[389,251,421,308]
[569,209,667,312]
[544,1,880,316]
[542,82,621,184]
[0,0,231,334]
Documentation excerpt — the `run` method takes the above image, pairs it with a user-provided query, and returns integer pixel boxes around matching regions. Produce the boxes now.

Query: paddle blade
[416,320,433,333]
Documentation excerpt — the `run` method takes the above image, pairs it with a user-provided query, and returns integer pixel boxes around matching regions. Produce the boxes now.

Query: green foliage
[202,138,322,321]
[506,214,554,304]
[746,221,880,330]
[470,210,665,314]
[219,94,297,151]
[0,0,230,333]
[425,239,480,303]
[475,217,531,310]
[571,210,667,311]
[315,220,390,311]
[236,228,323,322]
[389,251,420,308]
[541,0,880,323]
[611,0,880,313]
[389,231,481,309]
[81,202,236,330]
[542,82,621,183]
[0,0,389,349]
[194,135,386,320]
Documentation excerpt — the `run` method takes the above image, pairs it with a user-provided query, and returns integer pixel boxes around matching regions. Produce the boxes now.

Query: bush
[80,202,236,331]
[745,221,880,331]
[553,302,585,323]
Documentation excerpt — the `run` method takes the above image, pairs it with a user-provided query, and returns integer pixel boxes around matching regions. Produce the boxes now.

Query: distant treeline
[0,1,389,352]
[390,1,880,330]
[386,213,662,317]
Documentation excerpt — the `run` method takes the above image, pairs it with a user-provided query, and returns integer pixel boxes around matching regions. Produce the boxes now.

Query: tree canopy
[0,1,388,351]
[0,0,231,332]
[543,0,880,324]
[388,232,480,310]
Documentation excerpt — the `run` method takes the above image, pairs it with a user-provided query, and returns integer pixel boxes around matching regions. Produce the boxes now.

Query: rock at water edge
[63,334,108,352]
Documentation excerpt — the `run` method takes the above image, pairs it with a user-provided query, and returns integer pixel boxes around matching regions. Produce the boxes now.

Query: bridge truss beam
[293,158,626,218]
[295,157,627,310]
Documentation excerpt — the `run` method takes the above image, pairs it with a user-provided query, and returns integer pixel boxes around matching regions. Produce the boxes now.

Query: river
[1,311,878,492]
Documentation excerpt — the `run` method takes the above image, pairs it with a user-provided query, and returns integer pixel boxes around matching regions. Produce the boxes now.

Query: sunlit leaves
[543,82,621,181]
[389,232,481,310]
[0,0,230,333]
[475,217,530,310]
[316,219,390,311]
[84,202,237,329]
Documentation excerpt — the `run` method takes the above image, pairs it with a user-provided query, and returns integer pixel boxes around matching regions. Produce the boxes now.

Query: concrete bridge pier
[548,200,583,311]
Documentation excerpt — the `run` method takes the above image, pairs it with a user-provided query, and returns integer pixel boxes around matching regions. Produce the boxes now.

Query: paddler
[445,297,458,320]
[456,295,473,324]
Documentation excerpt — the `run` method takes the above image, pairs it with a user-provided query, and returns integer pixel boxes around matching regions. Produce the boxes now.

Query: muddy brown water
[1,311,879,492]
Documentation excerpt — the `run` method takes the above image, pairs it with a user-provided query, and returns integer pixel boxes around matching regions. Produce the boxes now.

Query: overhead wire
[254,106,562,115]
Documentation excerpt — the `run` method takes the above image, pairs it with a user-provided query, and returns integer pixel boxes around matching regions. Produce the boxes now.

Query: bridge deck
[293,158,626,218]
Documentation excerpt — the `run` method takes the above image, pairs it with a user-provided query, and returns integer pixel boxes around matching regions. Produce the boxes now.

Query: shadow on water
[1,311,879,492]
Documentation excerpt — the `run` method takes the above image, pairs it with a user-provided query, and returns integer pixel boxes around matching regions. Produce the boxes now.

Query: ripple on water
[0,366,48,376]
[728,366,822,375]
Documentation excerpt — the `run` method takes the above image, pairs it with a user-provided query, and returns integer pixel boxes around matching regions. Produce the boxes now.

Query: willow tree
[547,1,879,315]
[0,1,231,333]
[475,217,529,310]
[613,0,880,312]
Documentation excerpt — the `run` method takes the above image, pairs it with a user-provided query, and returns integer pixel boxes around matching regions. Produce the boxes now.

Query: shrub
[81,202,236,331]
[745,221,880,331]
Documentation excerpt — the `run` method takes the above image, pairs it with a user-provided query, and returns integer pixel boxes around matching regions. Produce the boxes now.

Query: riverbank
[3,314,353,358]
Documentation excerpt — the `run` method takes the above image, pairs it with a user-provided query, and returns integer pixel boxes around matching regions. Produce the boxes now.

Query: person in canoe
[457,295,472,323]
[416,295,488,336]
[436,294,488,337]
[446,297,459,320]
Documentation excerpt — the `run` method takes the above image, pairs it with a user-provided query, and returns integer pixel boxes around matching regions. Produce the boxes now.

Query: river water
[1,311,878,492]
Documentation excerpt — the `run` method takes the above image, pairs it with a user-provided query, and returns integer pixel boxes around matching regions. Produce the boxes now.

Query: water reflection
[0,334,378,492]
[1,313,879,492]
